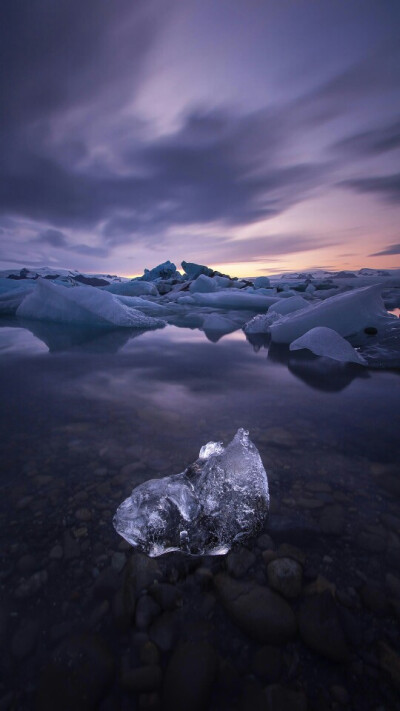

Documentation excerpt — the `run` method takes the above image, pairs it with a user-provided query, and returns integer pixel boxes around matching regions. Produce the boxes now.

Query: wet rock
[149,583,182,610]
[15,570,47,599]
[215,574,297,644]
[378,641,400,689]
[267,558,303,599]
[330,685,349,704]
[241,680,267,711]
[49,545,63,560]
[319,505,345,535]
[36,633,114,711]
[75,508,92,522]
[264,684,307,711]
[140,641,160,666]
[135,595,161,630]
[304,574,336,596]
[121,665,162,692]
[149,611,178,652]
[357,526,386,553]
[360,581,387,614]
[63,531,80,561]
[111,552,126,573]
[298,592,349,662]
[226,548,256,578]
[386,573,400,599]
[257,533,275,550]
[93,567,120,600]
[163,641,218,711]
[251,645,282,682]
[277,544,306,566]
[124,553,163,597]
[17,554,37,575]
[11,619,40,659]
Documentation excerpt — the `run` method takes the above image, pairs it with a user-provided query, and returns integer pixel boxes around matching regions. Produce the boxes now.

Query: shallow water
[0,322,399,710]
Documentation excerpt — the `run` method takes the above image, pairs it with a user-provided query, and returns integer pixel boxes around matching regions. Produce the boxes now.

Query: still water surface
[0,322,399,710]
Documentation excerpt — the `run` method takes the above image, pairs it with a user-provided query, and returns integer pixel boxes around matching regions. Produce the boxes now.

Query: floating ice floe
[16,278,166,329]
[103,281,158,297]
[192,290,279,311]
[244,295,310,334]
[113,428,269,557]
[289,327,367,365]
[270,284,395,344]
[189,274,218,293]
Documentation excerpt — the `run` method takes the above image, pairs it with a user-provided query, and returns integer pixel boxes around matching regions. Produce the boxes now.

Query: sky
[1,0,400,278]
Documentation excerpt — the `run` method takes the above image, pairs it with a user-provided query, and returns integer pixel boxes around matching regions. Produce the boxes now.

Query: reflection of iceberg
[270,285,395,344]
[288,353,370,392]
[16,278,165,329]
[114,428,269,556]
[290,327,367,365]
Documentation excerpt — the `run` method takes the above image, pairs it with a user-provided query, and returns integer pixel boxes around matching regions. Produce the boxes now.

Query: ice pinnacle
[113,428,269,557]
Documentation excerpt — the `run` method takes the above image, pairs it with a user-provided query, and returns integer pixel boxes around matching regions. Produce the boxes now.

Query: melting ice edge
[113,428,270,557]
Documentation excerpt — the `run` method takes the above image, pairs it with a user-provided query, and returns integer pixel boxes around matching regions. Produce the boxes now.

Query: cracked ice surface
[113,428,269,557]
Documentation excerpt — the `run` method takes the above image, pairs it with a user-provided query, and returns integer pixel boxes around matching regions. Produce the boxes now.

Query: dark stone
[149,583,182,610]
[252,645,282,682]
[226,547,256,578]
[360,582,388,614]
[163,641,218,711]
[121,665,162,692]
[36,634,114,711]
[149,612,178,652]
[215,574,297,644]
[319,505,345,535]
[11,619,39,660]
[298,592,349,662]
[92,567,120,600]
[264,685,308,711]
[135,595,161,630]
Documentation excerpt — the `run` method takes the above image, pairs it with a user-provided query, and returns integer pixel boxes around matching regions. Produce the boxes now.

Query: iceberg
[16,278,166,329]
[192,290,279,311]
[253,276,271,289]
[189,274,217,293]
[289,327,367,365]
[113,428,269,557]
[181,261,214,279]
[104,281,158,296]
[270,284,395,344]
[244,295,310,334]
[139,261,181,282]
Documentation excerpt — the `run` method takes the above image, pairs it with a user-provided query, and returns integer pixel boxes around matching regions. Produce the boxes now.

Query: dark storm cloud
[332,118,400,156]
[0,0,164,129]
[340,173,400,203]
[0,108,326,237]
[34,229,109,257]
[370,243,400,257]
[293,44,400,126]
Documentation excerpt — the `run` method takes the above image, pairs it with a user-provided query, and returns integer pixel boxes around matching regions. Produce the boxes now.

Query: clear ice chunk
[113,428,269,557]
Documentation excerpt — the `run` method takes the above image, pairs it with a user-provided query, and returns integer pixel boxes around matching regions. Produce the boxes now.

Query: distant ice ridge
[289,327,367,365]
[113,428,269,557]
[16,278,166,329]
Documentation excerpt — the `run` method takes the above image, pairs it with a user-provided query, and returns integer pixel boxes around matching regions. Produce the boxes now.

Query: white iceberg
[192,290,279,311]
[104,281,158,296]
[113,428,269,557]
[270,284,395,344]
[189,274,217,293]
[16,278,166,329]
[289,327,367,365]
[244,295,310,334]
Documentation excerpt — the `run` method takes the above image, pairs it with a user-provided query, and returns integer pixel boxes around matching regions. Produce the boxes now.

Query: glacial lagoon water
[0,321,399,710]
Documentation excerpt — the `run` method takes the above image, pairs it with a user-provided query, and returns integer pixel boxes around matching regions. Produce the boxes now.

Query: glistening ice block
[113,429,269,557]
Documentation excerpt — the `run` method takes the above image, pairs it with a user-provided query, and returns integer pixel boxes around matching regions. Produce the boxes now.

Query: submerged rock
[113,429,269,556]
